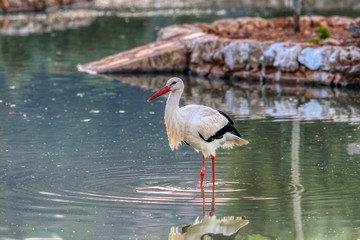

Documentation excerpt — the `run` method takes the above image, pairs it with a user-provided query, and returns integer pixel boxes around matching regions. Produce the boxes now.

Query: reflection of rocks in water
[169,215,249,240]
[93,0,359,11]
[109,75,360,122]
[0,9,97,35]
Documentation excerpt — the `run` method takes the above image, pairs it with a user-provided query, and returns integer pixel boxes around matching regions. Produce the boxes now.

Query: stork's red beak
[147,86,171,102]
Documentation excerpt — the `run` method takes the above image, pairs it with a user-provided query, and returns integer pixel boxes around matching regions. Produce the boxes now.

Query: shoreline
[78,16,360,87]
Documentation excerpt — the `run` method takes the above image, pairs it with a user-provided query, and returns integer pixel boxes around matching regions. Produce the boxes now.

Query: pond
[0,9,360,240]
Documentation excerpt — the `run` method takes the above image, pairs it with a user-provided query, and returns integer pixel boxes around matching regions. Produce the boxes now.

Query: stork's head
[147,77,184,101]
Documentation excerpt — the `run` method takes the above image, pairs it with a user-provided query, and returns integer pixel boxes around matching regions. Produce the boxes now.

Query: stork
[147,77,249,187]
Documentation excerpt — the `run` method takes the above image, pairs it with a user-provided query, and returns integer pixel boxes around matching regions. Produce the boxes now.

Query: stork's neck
[164,90,183,150]
[165,90,182,114]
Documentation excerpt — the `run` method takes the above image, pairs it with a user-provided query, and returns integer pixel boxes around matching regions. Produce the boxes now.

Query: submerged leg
[201,185,205,217]
[200,155,206,187]
[210,183,215,216]
[211,155,215,186]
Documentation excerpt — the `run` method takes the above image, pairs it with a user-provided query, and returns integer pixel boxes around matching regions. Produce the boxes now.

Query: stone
[244,24,255,33]
[157,25,202,41]
[222,43,237,71]
[247,42,263,70]
[347,64,360,77]
[78,16,360,87]
[190,35,218,64]
[349,22,360,38]
[305,69,315,80]
[300,16,312,29]
[310,15,328,27]
[339,49,352,65]
[273,45,302,72]
[198,35,219,63]
[319,47,334,71]
[252,17,268,29]
[211,19,239,36]
[321,38,340,46]
[350,48,360,63]
[319,72,335,85]
[328,49,342,71]
[208,65,226,79]
[298,48,324,70]
[212,40,229,64]
[328,16,353,28]
[236,17,254,27]
[260,43,284,67]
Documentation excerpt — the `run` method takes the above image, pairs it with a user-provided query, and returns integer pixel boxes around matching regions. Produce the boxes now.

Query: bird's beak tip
[147,86,171,102]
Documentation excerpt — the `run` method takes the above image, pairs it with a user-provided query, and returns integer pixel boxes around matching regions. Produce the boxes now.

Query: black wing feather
[199,110,243,142]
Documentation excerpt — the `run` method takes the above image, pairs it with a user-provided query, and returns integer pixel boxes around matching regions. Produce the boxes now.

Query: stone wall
[158,17,360,87]
[0,0,92,13]
[79,16,360,87]
[0,9,97,35]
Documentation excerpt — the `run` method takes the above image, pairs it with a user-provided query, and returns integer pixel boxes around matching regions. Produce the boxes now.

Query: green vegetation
[316,25,331,38]
[309,37,320,44]
[309,25,331,44]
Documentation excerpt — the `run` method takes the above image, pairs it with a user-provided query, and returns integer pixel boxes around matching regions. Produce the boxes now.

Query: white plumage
[148,77,249,187]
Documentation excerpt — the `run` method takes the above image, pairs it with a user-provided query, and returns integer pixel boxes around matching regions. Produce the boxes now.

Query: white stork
[147,77,249,187]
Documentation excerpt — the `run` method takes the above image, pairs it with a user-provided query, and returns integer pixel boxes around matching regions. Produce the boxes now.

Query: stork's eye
[170,81,176,86]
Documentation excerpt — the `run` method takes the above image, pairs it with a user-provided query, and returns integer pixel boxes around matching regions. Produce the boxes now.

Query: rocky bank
[78,16,360,87]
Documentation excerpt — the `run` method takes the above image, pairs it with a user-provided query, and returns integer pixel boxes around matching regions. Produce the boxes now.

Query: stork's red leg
[211,155,215,186]
[200,155,206,187]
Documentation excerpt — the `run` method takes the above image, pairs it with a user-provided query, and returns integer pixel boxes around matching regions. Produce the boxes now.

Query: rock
[339,49,352,65]
[347,64,360,77]
[252,17,268,29]
[328,16,353,29]
[211,19,239,36]
[319,71,335,85]
[198,35,219,63]
[305,69,315,80]
[349,22,360,38]
[321,38,340,46]
[247,42,263,70]
[300,16,312,29]
[273,45,302,72]
[298,48,324,71]
[220,41,263,72]
[319,47,334,71]
[157,25,201,41]
[189,34,215,64]
[236,17,254,28]
[222,43,237,71]
[208,65,226,78]
[78,16,360,87]
[244,24,255,33]
[212,40,228,64]
[350,47,360,63]
[310,15,328,27]
[260,43,284,67]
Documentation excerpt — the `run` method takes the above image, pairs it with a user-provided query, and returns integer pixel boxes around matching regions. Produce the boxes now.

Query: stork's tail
[234,135,249,146]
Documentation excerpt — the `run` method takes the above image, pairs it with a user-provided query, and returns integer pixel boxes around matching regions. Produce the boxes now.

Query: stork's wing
[181,105,236,141]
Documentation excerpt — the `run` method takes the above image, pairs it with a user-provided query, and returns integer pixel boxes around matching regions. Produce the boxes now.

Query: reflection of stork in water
[148,77,249,187]
[169,186,249,240]
[201,186,215,217]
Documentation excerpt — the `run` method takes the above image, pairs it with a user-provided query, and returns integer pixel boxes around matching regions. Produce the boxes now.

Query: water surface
[0,12,359,240]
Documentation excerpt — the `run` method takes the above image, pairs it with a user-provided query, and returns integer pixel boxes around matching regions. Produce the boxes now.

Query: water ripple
[0,160,250,217]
